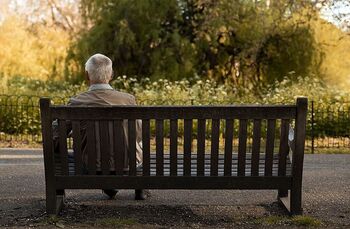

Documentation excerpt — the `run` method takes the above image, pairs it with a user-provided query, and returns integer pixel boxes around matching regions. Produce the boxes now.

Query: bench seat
[65,154,291,177]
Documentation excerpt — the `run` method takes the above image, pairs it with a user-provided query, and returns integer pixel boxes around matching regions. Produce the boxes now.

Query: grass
[94,217,137,227]
[254,215,322,227]
[45,215,60,224]
[291,216,322,227]
[38,215,65,228]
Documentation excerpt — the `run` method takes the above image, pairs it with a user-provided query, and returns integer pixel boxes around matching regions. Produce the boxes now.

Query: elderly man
[55,54,146,200]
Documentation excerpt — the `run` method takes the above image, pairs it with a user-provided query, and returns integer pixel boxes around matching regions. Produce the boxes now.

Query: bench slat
[238,119,248,176]
[72,121,83,175]
[265,119,276,176]
[148,159,285,165]
[156,119,164,176]
[150,154,282,160]
[148,159,291,167]
[148,164,290,170]
[65,165,292,175]
[148,169,290,176]
[56,176,293,190]
[278,119,290,197]
[210,119,220,176]
[58,120,68,176]
[279,119,290,177]
[251,119,262,176]
[99,121,110,175]
[86,121,96,175]
[170,119,178,176]
[51,106,297,120]
[65,155,292,177]
[184,119,192,176]
[113,120,125,175]
[128,119,137,176]
[66,159,291,168]
[224,119,233,176]
[142,119,151,176]
[197,119,206,176]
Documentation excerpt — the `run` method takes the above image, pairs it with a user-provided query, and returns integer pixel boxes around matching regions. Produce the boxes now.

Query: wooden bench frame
[40,97,307,215]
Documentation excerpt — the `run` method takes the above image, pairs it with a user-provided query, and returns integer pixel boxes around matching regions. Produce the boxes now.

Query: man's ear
[109,70,114,82]
[85,71,90,84]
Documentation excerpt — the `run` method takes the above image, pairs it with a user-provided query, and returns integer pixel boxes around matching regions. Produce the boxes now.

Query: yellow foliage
[312,18,350,90]
[0,16,70,80]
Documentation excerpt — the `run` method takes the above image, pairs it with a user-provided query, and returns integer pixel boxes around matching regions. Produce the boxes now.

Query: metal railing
[0,94,349,153]
[307,101,350,153]
[0,95,67,145]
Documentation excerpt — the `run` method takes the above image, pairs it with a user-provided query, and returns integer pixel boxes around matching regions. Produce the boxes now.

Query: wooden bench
[39,97,307,215]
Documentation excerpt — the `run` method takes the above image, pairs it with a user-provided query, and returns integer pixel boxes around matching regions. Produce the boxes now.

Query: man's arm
[129,95,143,144]
[52,100,73,153]
[130,95,143,166]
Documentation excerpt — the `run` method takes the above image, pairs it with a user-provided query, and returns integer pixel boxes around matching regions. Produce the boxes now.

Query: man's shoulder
[108,90,135,101]
[68,91,91,104]
[69,90,136,105]
[104,90,136,104]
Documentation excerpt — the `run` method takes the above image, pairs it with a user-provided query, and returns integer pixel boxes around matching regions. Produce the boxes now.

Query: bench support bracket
[278,193,303,215]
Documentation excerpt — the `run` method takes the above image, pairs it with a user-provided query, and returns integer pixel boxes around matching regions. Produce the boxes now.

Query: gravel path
[0,149,349,228]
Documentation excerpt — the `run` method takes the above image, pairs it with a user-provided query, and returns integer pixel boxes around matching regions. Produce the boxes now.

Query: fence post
[311,101,314,154]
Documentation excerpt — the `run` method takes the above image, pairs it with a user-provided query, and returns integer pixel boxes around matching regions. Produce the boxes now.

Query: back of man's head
[85,54,113,84]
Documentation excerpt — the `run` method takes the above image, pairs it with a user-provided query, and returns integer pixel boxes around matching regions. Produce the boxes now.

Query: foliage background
[0,0,349,148]
[0,0,349,89]
[1,76,349,141]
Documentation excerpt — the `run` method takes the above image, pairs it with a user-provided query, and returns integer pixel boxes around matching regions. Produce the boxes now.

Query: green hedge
[0,76,349,140]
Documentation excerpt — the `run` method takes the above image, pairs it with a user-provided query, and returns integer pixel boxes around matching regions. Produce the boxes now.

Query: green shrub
[0,75,349,141]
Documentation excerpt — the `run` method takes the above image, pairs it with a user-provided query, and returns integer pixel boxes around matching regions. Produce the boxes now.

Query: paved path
[0,148,349,228]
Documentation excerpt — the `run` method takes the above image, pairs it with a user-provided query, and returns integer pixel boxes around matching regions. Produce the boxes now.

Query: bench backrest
[40,97,307,178]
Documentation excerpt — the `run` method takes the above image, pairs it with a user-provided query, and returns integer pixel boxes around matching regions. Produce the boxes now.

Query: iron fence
[0,94,349,153]
[307,101,350,153]
[0,95,67,145]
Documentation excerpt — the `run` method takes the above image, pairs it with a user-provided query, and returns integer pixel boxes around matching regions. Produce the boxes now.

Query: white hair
[85,54,113,83]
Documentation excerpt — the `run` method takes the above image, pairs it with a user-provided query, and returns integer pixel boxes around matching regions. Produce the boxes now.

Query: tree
[189,0,322,87]
[0,1,71,80]
[69,0,196,81]
[69,0,323,88]
[7,0,81,36]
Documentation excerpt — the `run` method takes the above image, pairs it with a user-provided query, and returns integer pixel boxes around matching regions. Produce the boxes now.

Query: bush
[0,75,349,140]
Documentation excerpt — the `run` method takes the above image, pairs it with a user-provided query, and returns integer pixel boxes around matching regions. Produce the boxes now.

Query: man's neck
[88,83,113,91]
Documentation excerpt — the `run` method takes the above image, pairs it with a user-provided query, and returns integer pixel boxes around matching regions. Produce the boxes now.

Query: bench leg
[278,188,302,215]
[290,187,302,215]
[46,187,65,215]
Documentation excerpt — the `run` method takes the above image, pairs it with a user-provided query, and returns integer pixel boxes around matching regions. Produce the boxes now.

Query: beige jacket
[54,84,142,171]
